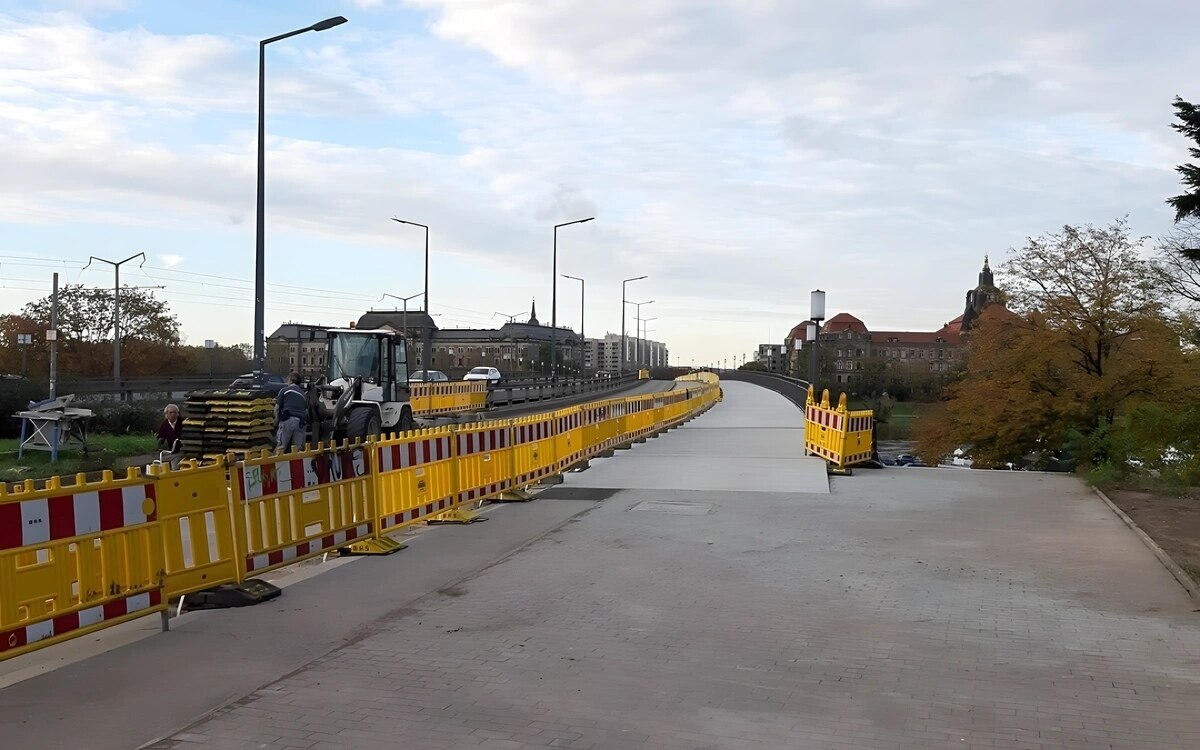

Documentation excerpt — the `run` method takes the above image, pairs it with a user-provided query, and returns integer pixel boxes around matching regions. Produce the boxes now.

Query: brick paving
[152,383,1200,749]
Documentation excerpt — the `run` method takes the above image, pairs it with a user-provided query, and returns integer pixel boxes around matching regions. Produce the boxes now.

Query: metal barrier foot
[183,580,283,611]
[827,465,853,476]
[568,461,590,472]
[597,449,616,457]
[428,507,488,524]
[536,473,565,486]
[492,489,536,502]
[341,536,408,555]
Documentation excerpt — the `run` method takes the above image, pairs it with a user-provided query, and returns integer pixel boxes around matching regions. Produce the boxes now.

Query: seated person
[157,403,184,467]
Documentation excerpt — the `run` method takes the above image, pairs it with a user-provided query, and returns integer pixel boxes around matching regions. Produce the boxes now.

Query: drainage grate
[629,501,714,515]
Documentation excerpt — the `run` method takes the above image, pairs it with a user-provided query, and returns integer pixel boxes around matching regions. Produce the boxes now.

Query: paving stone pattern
[153,383,1200,750]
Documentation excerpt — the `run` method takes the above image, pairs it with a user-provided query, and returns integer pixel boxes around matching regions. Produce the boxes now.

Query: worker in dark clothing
[275,372,308,452]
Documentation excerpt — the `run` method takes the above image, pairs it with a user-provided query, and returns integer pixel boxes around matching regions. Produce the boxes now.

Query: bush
[88,402,163,435]
[0,378,45,438]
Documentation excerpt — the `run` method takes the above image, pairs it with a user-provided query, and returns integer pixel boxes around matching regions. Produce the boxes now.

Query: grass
[0,433,157,484]
[847,400,935,441]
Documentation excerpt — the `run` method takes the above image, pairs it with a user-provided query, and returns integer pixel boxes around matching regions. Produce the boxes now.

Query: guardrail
[486,372,638,408]
[1,376,720,662]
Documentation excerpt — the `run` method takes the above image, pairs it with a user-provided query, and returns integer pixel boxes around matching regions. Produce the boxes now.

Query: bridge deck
[3,381,1198,749]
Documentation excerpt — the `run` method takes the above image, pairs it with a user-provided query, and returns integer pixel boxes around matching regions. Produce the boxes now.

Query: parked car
[409,370,449,383]
[229,372,287,393]
[463,366,502,384]
[894,453,928,468]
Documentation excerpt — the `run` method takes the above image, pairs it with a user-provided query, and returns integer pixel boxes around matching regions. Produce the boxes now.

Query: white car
[463,366,502,383]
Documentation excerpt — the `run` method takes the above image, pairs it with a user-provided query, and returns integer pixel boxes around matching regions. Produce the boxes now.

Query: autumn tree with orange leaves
[917,219,1198,468]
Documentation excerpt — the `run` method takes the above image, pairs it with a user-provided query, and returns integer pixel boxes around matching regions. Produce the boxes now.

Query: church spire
[979,254,994,287]
[528,298,540,326]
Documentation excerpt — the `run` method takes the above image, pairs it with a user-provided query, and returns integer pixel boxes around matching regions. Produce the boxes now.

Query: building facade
[755,343,785,372]
[265,323,330,379]
[585,333,669,373]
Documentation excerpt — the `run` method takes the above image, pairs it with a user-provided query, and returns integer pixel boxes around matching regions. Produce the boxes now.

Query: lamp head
[311,16,348,31]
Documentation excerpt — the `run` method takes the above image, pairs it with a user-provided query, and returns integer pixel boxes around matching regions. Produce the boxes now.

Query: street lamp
[809,289,826,386]
[390,218,431,373]
[253,15,349,371]
[562,274,585,377]
[627,299,654,368]
[551,217,594,379]
[620,275,647,375]
[640,317,658,367]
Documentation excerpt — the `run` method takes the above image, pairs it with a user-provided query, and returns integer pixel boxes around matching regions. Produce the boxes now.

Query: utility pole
[49,273,59,399]
[85,252,145,390]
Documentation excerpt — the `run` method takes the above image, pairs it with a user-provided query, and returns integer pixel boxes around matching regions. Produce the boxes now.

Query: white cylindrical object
[810,289,826,321]
[806,322,817,342]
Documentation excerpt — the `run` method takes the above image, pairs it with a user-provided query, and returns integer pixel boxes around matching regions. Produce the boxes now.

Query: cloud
[160,254,183,268]
[0,3,1195,363]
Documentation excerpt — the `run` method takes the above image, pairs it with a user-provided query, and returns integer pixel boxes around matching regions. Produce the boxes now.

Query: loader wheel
[346,406,382,442]
[399,407,416,433]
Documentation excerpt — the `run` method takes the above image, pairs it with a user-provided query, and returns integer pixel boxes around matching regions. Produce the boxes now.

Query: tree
[737,360,768,372]
[917,219,1193,467]
[12,285,182,378]
[1154,218,1200,309]
[1001,219,1162,391]
[21,284,180,346]
[1168,96,1200,228]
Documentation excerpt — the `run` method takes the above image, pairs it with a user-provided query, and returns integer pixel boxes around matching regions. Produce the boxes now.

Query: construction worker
[275,372,308,452]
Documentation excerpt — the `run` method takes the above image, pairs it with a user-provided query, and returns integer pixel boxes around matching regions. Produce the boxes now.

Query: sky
[0,0,1194,367]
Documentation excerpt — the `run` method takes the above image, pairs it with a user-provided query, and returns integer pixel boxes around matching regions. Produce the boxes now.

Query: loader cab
[326,329,410,401]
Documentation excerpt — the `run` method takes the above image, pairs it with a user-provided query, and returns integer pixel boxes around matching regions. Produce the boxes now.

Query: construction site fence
[804,385,874,470]
[410,380,488,416]
[1,379,720,662]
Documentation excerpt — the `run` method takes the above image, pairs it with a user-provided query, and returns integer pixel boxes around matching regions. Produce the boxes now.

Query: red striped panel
[48,495,75,540]
[98,488,125,531]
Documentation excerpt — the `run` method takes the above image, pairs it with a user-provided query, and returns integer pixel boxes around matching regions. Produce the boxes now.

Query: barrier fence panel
[454,422,514,505]
[372,427,458,534]
[511,413,559,487]
[0,470,166,662]
[232,444,375,577]
[804,386,875,470]
[552,407,585,472]
[411,381,488,417]
[153,459,242,599]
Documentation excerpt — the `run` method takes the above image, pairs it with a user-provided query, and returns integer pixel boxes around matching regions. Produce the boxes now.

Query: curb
[1093,487,1200,606]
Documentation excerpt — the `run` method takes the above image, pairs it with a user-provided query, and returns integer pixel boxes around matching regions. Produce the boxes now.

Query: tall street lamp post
[640,317,658,367]
[551,217,594,380]
[627,299,654,368]
[253,15,348,372]
[620,276,647,375]
[390,218,431,373]
[809,289,826,386]
[562,274,585,376]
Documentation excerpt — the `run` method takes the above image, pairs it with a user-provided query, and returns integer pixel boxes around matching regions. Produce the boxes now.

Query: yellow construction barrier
[372,427,459,533]
[0,469,166,660]
[410,381,488,417]
[638,369,650,380]
[154,458,241,599]
[231,443,379,574]
[1,377,722,662]
[804,386,874,470]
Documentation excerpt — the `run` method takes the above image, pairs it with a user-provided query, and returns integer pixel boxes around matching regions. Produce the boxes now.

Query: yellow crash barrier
[804,386,875,470]
[0,469,166,660]
[373,427,459,533]
[410,381,488,417]
[153,458,242,600]
[232,443,380,575]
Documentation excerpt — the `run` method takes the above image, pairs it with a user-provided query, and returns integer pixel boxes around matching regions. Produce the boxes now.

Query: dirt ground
[1107,488,1200,582]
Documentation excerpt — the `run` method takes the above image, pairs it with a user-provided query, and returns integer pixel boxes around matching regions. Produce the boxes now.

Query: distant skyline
[0,1,1194,366]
